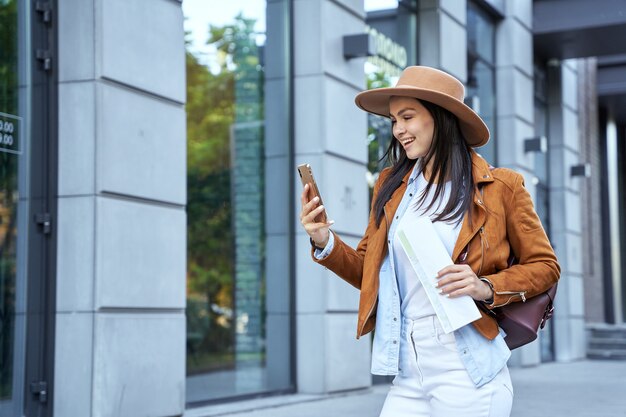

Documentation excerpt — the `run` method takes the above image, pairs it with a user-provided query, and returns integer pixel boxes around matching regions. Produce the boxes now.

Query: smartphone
[297,163,328,223]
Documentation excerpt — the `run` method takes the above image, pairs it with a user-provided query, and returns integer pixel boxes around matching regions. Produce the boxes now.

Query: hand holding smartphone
[297,163,328,224]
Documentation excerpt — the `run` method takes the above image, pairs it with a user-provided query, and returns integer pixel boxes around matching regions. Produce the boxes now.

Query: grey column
[293,0,371,394]
[495,0,543,366]
[55,1,187,416]
[578,59,605,324]
[547,60,587,361]
[418,0,467,81]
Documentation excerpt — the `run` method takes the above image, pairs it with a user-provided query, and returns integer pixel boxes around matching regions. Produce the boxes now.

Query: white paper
[397,216,481,333]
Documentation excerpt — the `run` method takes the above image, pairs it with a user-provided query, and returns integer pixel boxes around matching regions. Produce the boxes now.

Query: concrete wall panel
[296,232,328,314]
[57,197,95,312]
[97,83,186,204]
[326,236,361,312]
[296,313,326,393]
[58,82,96,196]
[441,0,467,25]
[95,197,186,309]
[295,75,325,154]
[322,157,368,235]
[440,13,467,82]
[54,313,94,417]
[496,19,532,77]
[59,0,95,82]
[325,314,371,392]
[496,68,533,123]
[293,0,322,77]
[325,78,368,163]
[99,0,185,102]
[92,314,185,417]
[495,115,534,170]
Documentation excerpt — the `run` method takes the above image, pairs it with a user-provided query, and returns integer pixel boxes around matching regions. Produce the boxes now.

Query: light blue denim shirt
[316,163,511,388]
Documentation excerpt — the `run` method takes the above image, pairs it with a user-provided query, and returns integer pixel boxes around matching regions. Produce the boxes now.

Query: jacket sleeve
[482,173,561,308]
[309,170,387,290]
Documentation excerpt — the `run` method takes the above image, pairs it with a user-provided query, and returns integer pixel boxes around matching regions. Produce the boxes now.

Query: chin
[406,151,425,160]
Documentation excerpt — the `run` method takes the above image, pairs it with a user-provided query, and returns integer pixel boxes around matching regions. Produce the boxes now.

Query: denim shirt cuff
[314,231,335,259]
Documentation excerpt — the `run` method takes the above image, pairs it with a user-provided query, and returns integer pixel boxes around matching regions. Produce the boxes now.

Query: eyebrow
[390,107,417,118]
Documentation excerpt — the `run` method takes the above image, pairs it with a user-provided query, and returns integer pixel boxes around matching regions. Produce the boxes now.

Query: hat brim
[355,86,490,147]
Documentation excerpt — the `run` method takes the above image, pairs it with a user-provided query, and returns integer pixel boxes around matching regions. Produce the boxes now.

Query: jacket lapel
[451,152,494,262]
[382,163,415,222]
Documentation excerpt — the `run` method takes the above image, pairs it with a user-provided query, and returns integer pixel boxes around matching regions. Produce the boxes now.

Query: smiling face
[389,96,435,161]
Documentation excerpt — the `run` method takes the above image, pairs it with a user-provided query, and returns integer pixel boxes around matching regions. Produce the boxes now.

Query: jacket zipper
[477,227,485,276]
[475,198,527,308]
[492,291,527,308]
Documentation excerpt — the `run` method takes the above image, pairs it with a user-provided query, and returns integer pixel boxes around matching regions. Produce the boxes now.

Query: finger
[301,204,326,225]
[438,278,473,295]
[300,183,310,207]
[437,264,470,277]
[301,196,321,219]
[446,288,472,298]
[305,220,335,233]
[436,271,471,287]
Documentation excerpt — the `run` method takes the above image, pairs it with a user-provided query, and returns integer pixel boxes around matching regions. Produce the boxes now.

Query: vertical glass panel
[467,2,494,63]
[467,2,496,163]
[467,60,496,162]
[184,0,292,404]
[365,3,417,202]
[0,0,28,415]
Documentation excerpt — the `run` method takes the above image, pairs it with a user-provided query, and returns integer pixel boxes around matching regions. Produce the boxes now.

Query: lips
[400,137,415,146]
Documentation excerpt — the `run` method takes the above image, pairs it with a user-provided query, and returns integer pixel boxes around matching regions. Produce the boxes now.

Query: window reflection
[467,2,497,163]
[184,0,290,403]
[0,0,18,402]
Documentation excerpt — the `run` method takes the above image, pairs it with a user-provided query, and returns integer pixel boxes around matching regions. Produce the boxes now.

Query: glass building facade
[0,1,623,416]
[183,0,293,404]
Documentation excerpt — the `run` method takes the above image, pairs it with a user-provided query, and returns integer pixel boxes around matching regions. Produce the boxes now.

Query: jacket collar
[470,150,495,187]
[450,150,494,261]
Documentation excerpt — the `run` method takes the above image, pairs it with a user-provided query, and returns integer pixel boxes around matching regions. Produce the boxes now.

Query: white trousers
[379,316,513,417]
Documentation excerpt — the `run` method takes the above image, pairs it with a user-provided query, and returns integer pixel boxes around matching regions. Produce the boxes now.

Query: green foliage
[366,69,393,178]
[0,0,17,400]
[185,13,264,373]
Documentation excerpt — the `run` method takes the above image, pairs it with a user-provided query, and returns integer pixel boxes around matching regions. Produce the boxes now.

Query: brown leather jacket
[313,150,561,340]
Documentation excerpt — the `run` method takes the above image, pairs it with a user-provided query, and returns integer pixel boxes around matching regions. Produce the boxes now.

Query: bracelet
[310,237,325,250]
[479,277,494,304]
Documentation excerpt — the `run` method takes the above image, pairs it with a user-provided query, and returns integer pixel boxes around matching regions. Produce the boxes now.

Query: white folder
[397,216,481,333]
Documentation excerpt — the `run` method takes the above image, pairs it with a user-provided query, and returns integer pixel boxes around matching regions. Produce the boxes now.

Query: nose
[393,121,406,137]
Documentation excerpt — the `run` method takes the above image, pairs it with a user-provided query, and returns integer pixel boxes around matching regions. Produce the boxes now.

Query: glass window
[365,1,417,201]
[0,1,29,415]
[467,2,497,163]
[183,0,292,404]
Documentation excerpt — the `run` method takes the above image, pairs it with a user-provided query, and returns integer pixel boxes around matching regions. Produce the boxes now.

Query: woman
[299,66,560,417]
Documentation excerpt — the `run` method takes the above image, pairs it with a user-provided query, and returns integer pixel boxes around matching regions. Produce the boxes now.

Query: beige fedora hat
[355,66,489,147]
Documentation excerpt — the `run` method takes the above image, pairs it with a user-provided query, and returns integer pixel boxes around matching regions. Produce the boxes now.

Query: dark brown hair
[373,99,474,227]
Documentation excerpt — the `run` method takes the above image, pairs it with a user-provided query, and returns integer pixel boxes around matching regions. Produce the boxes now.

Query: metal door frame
[23,0,58,416]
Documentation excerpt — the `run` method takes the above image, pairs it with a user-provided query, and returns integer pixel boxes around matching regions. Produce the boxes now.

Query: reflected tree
[0,0,18,400]
[186,13,265,373]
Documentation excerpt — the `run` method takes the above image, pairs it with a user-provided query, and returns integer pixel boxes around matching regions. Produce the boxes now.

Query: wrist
[479,277,494,304]
[310,236,329,250]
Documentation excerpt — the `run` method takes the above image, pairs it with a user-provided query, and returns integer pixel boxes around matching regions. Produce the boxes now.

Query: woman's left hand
[436,264,492,301]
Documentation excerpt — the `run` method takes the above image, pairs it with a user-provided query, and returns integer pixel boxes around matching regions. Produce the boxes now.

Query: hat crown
[395,66,465,102]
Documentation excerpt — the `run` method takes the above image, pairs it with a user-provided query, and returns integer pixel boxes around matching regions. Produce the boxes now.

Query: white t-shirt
[392,172,463,320]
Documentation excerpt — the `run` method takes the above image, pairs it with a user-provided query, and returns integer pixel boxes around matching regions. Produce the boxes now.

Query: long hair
[372,99,474,227]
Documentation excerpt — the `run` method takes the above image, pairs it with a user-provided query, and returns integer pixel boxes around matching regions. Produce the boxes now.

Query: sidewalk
[186,360,626,417]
